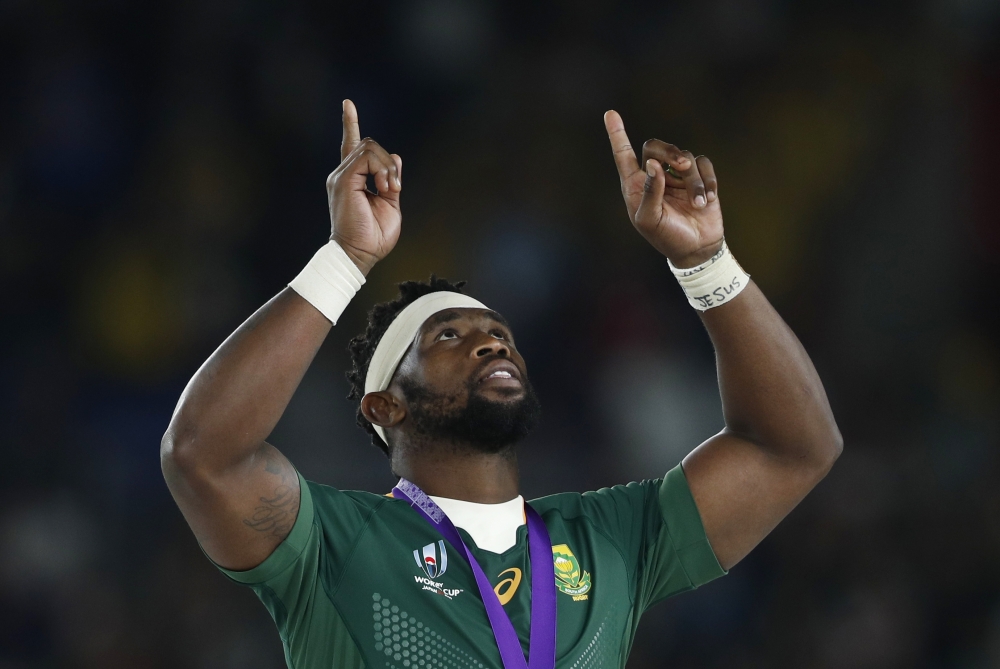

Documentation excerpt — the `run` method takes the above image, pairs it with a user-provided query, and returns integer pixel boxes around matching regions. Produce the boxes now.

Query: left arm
[686,283,841,570]
[604,111,842,570]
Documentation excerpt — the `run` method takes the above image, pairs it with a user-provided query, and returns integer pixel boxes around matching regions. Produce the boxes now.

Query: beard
[397,373,542,453]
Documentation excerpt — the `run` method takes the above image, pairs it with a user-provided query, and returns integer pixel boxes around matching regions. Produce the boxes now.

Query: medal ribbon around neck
[392,479,557,669]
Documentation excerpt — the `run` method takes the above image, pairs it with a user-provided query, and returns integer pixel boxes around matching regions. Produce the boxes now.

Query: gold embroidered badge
[551,544,591,600]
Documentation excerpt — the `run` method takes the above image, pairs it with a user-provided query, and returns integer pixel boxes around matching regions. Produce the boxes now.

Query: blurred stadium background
[2,0,1000,667]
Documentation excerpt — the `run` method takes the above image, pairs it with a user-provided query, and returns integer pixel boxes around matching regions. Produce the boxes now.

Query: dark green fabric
[214,465,726,669]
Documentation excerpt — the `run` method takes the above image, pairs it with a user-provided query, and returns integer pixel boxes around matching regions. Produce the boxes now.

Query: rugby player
[161,99,842,668]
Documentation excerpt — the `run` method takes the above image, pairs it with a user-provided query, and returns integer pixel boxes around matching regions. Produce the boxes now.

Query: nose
[474,334,510,358]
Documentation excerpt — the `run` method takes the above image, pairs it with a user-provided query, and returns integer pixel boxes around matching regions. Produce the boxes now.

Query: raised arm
[161,100,402,571]
[604,110,842,571]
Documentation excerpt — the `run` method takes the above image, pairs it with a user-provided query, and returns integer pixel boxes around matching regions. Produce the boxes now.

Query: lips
[477,360,522,385]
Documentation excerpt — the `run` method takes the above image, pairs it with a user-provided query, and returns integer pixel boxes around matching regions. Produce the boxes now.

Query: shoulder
[528,479,662,518]
[303,480,393,523]
[305,480,392,504]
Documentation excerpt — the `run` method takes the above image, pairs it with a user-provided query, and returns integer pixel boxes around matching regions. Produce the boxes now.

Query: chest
[325,506,634,668]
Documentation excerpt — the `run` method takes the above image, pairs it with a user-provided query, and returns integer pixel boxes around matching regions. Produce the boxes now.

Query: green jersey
[215,464,726,668]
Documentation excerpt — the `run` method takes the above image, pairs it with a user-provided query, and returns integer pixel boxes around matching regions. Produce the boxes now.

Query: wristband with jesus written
[668,241,750,311]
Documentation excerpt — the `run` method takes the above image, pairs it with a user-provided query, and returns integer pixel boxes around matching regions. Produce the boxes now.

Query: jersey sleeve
[639,463,727,609]
[212,472,323,637]
[207,473,371,668]
[213,471,319,587]
[581,463,726,614]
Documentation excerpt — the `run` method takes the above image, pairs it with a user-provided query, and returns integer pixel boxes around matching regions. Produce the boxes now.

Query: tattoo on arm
[242,445,299,539]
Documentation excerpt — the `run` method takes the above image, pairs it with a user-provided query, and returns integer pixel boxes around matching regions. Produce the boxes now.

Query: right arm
[161,100,402,571]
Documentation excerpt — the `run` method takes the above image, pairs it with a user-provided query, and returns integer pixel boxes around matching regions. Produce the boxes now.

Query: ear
[361,391,406,430]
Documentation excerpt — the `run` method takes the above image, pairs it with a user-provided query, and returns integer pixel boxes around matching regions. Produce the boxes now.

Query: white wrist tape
[288,240,366,324]
[668,241,750,311]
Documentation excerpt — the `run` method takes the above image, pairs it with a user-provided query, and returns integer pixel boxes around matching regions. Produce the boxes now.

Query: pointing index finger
[604,110,640,182]
[341,99,361,161]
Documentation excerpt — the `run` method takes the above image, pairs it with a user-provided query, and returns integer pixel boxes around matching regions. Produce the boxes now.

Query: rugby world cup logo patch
[413,540,449,579]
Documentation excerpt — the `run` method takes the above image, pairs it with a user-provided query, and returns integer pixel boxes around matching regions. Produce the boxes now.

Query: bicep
[163,440,300,571]
[682,430,829,570]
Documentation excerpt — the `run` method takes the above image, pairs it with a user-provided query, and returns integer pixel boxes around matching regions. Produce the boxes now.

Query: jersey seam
[316,496,387,669]
[618,608,636,669]
[319,577,369,669]
[660,517,695,586]
[257,583,296,669]
[326,495,389,599]
[639,516,692,611]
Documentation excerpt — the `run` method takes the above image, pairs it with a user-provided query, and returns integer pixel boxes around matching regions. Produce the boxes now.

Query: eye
[490,330,507,340]
[437,329,459,341]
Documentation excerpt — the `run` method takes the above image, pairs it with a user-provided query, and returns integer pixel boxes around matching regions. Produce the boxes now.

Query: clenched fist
[604,110,724,269]
[327,99,403,275]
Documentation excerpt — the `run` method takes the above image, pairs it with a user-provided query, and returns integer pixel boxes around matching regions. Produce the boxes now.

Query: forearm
[162,288,332,475]
[701,282,842,466]
[158,102,399,570]
[604,114,842,566]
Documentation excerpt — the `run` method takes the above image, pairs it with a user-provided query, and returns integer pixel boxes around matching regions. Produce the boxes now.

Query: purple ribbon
[393,479,557,669]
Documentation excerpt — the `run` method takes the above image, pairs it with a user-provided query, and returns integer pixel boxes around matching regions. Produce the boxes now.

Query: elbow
[160,423,199,478]
[830,427,844,461]
[813,423,843,477]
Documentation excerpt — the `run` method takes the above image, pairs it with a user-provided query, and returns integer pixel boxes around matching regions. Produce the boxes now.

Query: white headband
[364,291,489,444]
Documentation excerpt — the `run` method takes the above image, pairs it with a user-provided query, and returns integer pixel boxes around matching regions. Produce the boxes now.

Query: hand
[327,99,402,275]
[604,110,724,268]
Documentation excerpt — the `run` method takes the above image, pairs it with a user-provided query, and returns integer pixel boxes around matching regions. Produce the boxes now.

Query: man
[161,99,842,668]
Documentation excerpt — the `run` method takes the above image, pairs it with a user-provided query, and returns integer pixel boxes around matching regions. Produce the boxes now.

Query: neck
[392,442,520,503]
